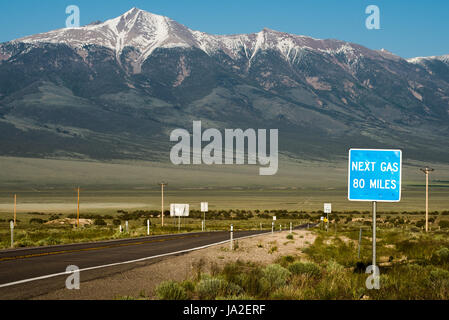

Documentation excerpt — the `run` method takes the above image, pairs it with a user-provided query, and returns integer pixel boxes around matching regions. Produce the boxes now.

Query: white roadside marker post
[271,222,274,234]
[119,225,122,233]
[230,225,234,250]
[260,223,262,231]
[201,202,208,232]
[147,219,150,236]
[125,221,129,233]
[10,221,14,248]
[290,222,292,234]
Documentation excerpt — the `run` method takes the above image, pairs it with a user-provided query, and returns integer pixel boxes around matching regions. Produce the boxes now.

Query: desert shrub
[268,246,278,254]
[156,281,188,300]
[196,278,226,300]
[239,267,269,297]
[94,218,107,226]
[286,234,294,240]
[180,280,195,298]
[29,218,46,224]
[39,236,61,246]
[312,261,355,300]
[16,239,35,248]
[428,268,449,299]
[431,247,449,265]
[288,262,321,278]
[192,258,206,281]
[222,281,243,297]
[416,220,425,228]
[304,236,358,267]
[270,285,305,300]
[112,219,121,226]
[276,255,295,267]
[262,264,291,291]
[222,262,242,284]
[181,280,195,293]
[439,220,449,229]
[430,268,449,282]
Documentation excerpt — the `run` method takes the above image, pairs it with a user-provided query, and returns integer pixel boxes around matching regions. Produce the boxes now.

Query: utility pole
[77,187,80,228]
[13,194,17,227]
[420,167,434,233]
[159,182,167,227]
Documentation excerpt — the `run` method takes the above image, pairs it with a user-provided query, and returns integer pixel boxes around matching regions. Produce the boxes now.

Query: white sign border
[347,148,402,203]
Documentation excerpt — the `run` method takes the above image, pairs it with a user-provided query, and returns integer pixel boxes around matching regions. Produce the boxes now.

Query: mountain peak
[8,7,398,71]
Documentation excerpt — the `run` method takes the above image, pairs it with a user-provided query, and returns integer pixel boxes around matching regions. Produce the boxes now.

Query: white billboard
[170,204,190,217]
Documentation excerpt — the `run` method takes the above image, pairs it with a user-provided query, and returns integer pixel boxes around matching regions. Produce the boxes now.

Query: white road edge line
[0,231,272,289]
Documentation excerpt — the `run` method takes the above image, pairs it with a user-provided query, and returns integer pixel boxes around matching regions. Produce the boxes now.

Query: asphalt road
[0,224,313,299]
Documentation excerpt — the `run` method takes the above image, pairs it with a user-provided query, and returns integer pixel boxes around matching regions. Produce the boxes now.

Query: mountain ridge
[0,8,448,164]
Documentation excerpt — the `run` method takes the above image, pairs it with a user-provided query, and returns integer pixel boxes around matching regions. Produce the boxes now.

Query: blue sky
[1,0,448,58]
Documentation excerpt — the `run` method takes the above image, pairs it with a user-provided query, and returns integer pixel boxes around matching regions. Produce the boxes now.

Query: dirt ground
[33,230,316,300]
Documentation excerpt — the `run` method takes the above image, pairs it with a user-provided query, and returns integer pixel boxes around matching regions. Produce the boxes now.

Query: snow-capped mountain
[0,8,448,162]
[11,8,391,72]
[408,54,449,65]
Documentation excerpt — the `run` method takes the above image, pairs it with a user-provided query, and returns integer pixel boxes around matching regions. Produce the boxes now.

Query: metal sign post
[170,204,190,232]
[348,149,402,288]
[271,222,274,234]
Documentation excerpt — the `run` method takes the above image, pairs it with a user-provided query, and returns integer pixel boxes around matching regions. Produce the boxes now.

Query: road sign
[10,221,14,229]
[324,203,332,214]
[201,202,208,212]
[170,204,190,217]
[273,216,277,221]
[348,149,402,202]
[320,216,324,221]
